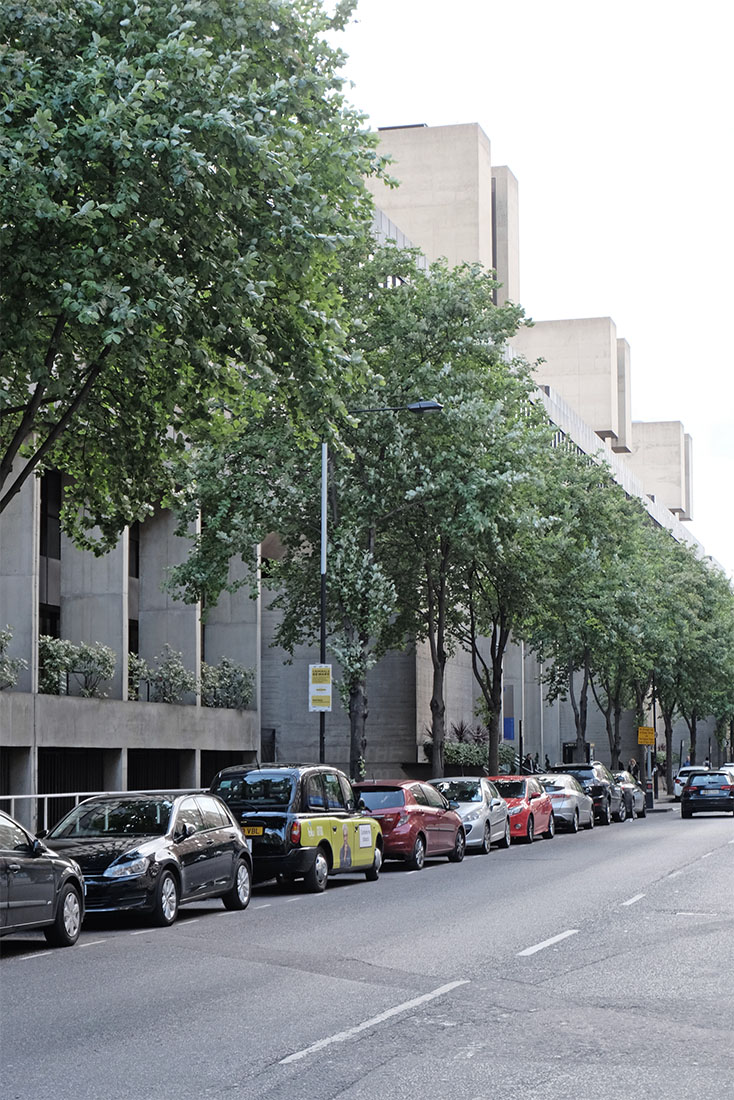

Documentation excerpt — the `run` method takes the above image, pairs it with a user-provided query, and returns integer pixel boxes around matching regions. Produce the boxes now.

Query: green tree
[0,0,379,546]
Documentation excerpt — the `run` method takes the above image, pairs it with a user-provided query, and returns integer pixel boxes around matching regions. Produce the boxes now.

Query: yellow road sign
[637,726,655,746]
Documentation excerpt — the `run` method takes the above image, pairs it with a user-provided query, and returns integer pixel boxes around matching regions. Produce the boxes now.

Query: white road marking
[279,980,470,1065]
[517,929,579,956]
[621,893,645,907]
[668,870,684,878]
[286,897,303,903]
[19,951,53,961]
[701,852,714,859]
[253,904,272,910]
[130,929,150,936]
[79,939,106,947]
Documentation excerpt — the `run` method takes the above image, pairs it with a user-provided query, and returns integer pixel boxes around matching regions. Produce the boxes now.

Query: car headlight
[463,810,480,822]
[508,805,524,816]
[103,854,150,878]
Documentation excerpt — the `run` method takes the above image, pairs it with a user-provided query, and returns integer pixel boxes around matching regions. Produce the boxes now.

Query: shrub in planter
[0,627,27,690]
[147,645,196,704]
[38,636,76,694]
[200,658,255,710]
[70,642,116,698]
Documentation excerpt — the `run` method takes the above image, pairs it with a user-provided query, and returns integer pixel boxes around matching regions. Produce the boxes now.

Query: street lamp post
[316,399,443,765]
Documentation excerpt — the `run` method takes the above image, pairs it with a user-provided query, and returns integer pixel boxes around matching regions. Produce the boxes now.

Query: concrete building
[0,122,714,820]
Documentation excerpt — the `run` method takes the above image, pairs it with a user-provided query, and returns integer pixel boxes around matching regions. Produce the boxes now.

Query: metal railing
[0,788,197,834]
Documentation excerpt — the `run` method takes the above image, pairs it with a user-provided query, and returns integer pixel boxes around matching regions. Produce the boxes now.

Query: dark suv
[210,764,383,892]
[547,761,624,824]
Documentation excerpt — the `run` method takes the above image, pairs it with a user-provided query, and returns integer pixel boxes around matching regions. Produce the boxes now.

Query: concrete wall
[627,421,693,519]
[512,317,622,446]
[0,470,39,693]
[491,165,521,305]
[366,123,494,272]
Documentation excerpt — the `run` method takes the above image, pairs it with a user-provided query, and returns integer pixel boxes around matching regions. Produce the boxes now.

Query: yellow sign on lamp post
[637,726,655,746]
[309,664,332,712]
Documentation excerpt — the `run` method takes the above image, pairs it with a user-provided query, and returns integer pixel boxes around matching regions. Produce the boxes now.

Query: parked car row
[1,757,652,949]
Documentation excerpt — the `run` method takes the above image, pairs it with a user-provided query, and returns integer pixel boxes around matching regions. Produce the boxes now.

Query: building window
[39,604,60,638]
[128,521,140,578]
[40,471,61,559]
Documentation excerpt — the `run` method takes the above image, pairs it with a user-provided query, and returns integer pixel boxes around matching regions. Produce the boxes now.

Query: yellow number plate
[242,825,264,836]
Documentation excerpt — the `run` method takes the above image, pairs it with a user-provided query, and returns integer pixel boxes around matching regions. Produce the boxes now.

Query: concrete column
[103,748,124,792]
[0,469,40,692]
[203,548,260,716]
[180,748,199,788]
[60,528,128,698]
[138,509,200,705]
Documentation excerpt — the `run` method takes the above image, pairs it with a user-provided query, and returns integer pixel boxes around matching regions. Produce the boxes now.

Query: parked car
[613,771,647,818]
[547,762,624,823]
[42,792,253,925]
[680,771,734,817]
[211,765,383,891]
[429,776,510,852]
[674,765,709,800]
[487,776,555,843]
[536,773,595,831]
[0,809,85,947]
[354,779,465,870]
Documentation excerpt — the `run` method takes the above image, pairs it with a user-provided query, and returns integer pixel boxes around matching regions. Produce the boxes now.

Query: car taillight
[720,785,734,792]
[290,820,301,844]
[397,813,409,825]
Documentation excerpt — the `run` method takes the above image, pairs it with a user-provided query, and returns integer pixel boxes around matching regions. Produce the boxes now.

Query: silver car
[429,777,510,852]
[613,771,647,817]
[536,773,594,832]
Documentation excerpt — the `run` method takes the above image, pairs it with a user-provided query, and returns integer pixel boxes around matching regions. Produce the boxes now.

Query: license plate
[242,825,264,836]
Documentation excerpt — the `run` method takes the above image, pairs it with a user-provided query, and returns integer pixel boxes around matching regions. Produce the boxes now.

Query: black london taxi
[210,764,383,892]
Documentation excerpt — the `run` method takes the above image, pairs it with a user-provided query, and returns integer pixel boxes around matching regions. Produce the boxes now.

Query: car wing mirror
[32,837,47,855]
[36,829,48,840]
[357,798,367,812]
[175,822,197,840]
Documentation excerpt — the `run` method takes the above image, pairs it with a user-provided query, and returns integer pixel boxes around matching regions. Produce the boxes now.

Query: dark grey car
[0,809,85,947]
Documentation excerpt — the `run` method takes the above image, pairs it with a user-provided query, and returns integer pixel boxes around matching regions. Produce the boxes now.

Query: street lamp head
[406,399,444,413]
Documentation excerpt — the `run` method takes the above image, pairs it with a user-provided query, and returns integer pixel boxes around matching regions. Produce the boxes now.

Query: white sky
[334,0,734,578]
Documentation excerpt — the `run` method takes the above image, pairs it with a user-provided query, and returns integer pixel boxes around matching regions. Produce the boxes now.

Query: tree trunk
[662,707,675,792]
[612,705,622,770]
[430,662,446,777]
[348,678,368,781]
[568,655,590,763]
[686,714,698,765]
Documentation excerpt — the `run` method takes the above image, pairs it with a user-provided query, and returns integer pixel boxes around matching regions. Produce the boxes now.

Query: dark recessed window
[128,521,140,578]
[40,471,62,559]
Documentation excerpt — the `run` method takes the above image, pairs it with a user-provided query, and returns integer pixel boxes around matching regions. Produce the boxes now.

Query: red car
[354,780,466,870]
[487,776,555,843]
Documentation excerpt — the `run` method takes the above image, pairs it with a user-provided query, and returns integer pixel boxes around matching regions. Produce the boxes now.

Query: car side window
[0,819,31,851]
[323,772,346,811]
[422,784,447,809]
[304,774,326,811]
[175,798,205,835]
[409,784,428,805]
[338,774,356,811]
[196,796,229,830]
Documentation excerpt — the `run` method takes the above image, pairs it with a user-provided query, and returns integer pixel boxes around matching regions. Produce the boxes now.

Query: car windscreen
[358,788,405,810]
[539,778,569,792]
[49,797,173,838]
[212,772,295,811]
[432,780,482,803]
[688,774,732,787]
[493,780,526,798]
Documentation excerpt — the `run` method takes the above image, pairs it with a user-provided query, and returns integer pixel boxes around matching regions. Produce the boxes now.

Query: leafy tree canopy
[0,0,379,546]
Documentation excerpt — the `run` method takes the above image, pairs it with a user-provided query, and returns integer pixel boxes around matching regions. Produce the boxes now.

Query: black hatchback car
[1,809,85,947]
[547,761,624,824]
[42,792,253,925]
[210,764,383,892]
[681,771,734,817]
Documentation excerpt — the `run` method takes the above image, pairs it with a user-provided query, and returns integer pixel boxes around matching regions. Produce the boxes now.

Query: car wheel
[223,858,252,910]
[585,808,595,830]
[365,845,382,881]
[638,800,647,818]
[499,819,511,848]
[152,869,179,926]
[570,809,579,834]
[43,882,82,948]
[407,834,426,871]
[448,828,466,863]
[526,816,535,843]
[304,847,330,892]
[480,822,492,854]
[614,798,627,823]
[599,800,611,825]
[543,813,555,839]
[681,810,693,818]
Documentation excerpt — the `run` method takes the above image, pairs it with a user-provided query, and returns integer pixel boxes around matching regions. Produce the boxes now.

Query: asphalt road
[2,802,733,1100]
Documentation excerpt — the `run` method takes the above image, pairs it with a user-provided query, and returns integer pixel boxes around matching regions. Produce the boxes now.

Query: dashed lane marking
[279,980,470,1064]
[621,893,645,906]
[517,929,579,956]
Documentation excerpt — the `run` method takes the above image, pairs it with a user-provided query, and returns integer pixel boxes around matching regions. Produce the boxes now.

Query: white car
[429,776,510,852]
[674,765,709,800]
[537,773,595,831]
